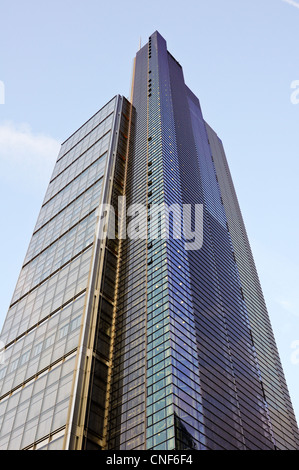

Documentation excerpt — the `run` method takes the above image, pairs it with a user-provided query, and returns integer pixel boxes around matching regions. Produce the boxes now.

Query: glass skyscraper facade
[0,95,132,450]
[0,31,298,450]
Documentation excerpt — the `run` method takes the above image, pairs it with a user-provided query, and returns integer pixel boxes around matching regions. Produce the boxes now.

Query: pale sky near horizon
[0,0,299,425]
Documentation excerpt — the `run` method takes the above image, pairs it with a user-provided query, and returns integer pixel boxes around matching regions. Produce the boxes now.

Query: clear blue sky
[0,0,299,424]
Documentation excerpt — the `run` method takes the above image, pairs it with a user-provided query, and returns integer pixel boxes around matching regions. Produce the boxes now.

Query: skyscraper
[0,31,298,451]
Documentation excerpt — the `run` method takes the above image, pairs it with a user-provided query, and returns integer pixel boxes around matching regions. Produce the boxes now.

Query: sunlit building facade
[0,31,298,450]
[0,95,132,449]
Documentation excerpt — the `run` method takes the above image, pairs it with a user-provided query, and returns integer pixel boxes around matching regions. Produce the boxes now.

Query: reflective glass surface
[0,97,118,450]
[1,32,298,451]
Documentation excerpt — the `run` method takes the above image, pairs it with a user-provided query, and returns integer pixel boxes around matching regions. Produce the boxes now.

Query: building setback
[0,31,298,450]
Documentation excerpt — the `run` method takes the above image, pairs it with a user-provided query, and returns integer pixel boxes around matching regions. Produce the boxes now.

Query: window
[58,324,69,340]
[19,350,30,366]
[10,358,18,372]
[70,315,81,333]
[33,342,43,357]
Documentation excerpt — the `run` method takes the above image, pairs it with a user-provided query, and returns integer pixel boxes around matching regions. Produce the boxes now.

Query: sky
[0,0,299,426]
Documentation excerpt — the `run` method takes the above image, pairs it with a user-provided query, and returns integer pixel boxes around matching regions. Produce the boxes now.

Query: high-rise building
[0,31,298,451]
